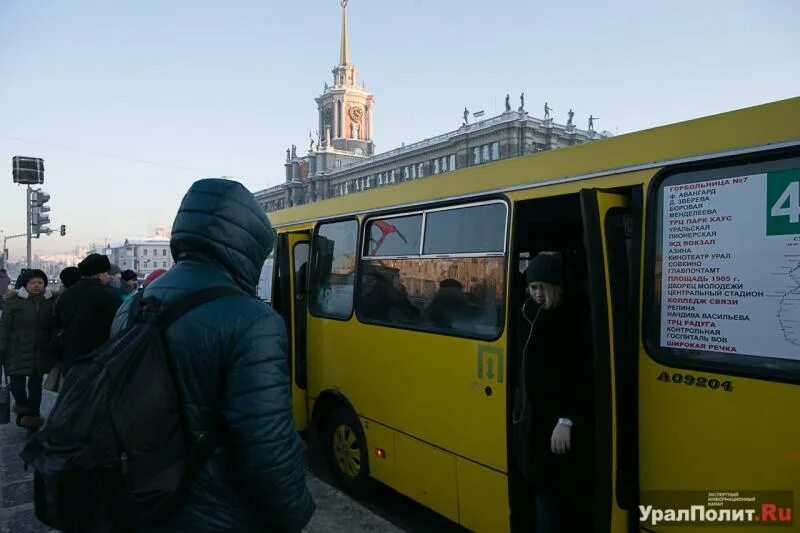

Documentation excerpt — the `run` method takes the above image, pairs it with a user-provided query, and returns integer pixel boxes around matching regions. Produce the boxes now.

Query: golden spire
[339,0,350,66]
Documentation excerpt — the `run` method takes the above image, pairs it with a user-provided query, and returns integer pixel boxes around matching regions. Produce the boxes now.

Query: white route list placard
[660,169,800,361]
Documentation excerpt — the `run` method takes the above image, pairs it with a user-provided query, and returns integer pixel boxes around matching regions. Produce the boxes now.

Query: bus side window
[309,219,358,319]
[357,202,508,339]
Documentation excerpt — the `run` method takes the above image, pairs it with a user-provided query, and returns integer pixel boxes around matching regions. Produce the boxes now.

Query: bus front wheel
[324,406,371,497]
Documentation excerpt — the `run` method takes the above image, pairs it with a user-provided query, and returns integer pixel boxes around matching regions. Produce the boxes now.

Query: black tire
[323,405,371,497]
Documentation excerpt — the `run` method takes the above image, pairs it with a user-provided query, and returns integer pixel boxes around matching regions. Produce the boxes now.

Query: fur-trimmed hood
[3,287,54,301]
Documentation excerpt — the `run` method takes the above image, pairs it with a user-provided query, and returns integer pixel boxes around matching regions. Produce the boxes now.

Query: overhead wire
[0,133,218,174]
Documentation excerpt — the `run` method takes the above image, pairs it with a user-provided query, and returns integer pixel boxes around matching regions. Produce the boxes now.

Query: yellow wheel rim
[332,424,361,478]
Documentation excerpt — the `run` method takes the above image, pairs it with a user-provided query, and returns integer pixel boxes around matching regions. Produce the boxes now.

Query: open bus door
[581,188,639,533]
[274,231,312,431]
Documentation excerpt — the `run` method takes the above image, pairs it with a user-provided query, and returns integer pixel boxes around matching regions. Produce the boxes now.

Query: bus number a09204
[657,371,733,392]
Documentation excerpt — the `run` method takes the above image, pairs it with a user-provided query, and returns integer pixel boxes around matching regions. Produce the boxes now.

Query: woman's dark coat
[0,287,56,376]
[512,295,589,492]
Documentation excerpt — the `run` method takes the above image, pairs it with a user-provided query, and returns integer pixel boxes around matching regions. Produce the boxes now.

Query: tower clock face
[349,106,363,123]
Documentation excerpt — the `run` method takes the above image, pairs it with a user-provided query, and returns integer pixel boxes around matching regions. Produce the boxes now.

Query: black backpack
[21,286,245,533]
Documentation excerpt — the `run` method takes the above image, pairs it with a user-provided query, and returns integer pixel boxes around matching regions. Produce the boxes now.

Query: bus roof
[267,97,800,228]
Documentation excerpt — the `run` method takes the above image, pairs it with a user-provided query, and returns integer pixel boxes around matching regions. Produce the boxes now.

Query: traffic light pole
[26,185,32,268]
[0,231,28,269]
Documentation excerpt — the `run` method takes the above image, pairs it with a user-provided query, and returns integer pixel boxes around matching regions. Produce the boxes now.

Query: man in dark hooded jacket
[110,179,314,532]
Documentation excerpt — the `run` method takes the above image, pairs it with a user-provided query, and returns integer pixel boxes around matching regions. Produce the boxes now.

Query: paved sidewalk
[0,391,400,533]
[0,393,53,533]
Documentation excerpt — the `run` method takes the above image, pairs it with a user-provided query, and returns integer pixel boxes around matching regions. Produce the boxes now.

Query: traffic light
[30,189,51,237]
[60,224,66,236]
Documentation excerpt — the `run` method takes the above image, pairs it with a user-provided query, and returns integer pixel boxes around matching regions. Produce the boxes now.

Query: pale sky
[1,0,798,259]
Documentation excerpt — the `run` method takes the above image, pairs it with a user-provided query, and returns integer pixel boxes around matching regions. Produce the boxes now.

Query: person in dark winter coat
[110,178,314,533]
[512,253,587,533]
[0,268,10,312]
[108,263,122,287]
[120,269,138,302]
[0,269,55,430]
[53,254,122,373]
[58,266,81,289]
[0,268,10,296]
[14,268,29,290]
[49,266,83,357]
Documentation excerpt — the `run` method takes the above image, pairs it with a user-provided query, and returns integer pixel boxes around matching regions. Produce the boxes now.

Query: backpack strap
[157,286,248,331]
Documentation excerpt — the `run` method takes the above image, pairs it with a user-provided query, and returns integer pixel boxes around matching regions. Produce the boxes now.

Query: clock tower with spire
[315,0,375,156]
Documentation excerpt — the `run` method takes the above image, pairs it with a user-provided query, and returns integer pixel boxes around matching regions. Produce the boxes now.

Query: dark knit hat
[59,266,81,288]
[78,253,111,277]
[525,253,563,285]
[121,270,138,282]
[20,268,48,288]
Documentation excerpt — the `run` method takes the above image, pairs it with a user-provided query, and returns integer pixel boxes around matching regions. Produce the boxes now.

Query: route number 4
[771,181,800,224]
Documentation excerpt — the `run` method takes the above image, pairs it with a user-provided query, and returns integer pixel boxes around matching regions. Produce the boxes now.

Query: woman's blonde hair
[529,281,562,310]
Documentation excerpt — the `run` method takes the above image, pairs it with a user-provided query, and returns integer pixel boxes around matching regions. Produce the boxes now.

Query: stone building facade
[255,2,609,213]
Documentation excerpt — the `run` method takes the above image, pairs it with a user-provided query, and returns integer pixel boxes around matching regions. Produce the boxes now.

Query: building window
[434,159,440,175]
[390,170,395,183]
[491,142,500,161]
[411,165,417,179]
[473,147,480,165]
[449,154,456,170]
[404,166,409,180]
[309,219,358,319]
[143,249,148,256]
[482,145,490,163]
[162,249,167,256]
[418,163,424,178]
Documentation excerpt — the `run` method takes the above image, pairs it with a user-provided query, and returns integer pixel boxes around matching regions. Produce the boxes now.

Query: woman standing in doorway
[0,269,55,432]
[512,253,586,532]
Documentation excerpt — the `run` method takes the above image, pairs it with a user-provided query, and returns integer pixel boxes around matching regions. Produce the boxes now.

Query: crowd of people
[0,178,314,532]
[0,258,166,431]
